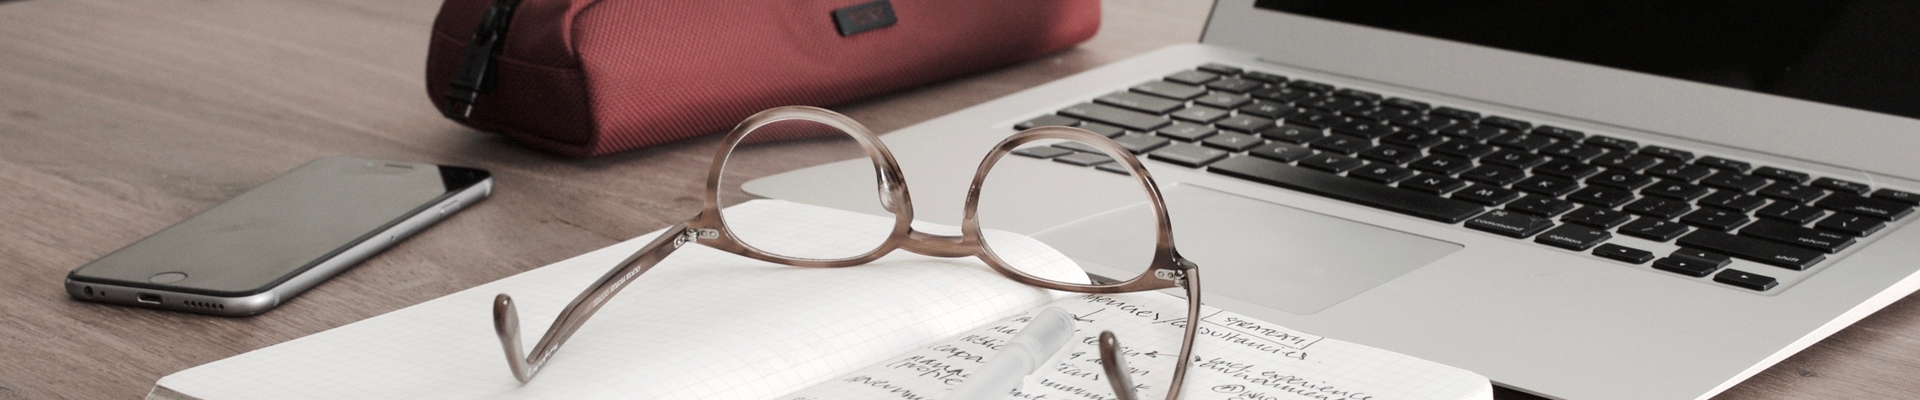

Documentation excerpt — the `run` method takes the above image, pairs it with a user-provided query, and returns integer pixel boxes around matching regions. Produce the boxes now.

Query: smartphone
[66,156,493,316]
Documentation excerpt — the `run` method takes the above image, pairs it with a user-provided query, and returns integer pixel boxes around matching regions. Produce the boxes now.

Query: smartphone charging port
[137,293,163,304]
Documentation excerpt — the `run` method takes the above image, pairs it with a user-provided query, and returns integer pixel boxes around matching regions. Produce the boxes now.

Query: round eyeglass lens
[717,116,894,261]
[974,136,1160,286]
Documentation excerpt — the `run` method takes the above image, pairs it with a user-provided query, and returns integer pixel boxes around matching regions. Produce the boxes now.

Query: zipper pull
[443,0,522,120]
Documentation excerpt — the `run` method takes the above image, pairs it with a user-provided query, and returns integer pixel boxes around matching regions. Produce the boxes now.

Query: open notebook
[150,200,1491,400]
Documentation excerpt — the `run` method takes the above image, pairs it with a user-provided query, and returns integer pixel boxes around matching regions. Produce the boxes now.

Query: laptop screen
[1253,1,1920,121]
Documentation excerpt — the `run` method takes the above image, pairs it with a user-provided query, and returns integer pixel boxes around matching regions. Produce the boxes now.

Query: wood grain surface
[0,0,1914,399]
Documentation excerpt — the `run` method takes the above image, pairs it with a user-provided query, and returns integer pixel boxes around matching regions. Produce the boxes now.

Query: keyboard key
[1206,78,1264,93]
[1131,80,1207,100]
[1642,180,1712,201]
[1700,171,1770,192]
[1016,115,1081,130]
[1194,92,1253,110]
[1507,195,1577,217]
[1171,106,1231,124]
[1516,176,1581,197]
[1381,131,1446,149]
[1480,115,1533,132]
[1581,135,1638,150]
[1431,139,1499,158]
[1872,188,1920,205]
[1346,107,1414,123]
[1333,88,1384,102]
[1467,209,1556,238]
[1563,206,1633,229]
[1078,122,1126,138]
[1286,79,1335,93]
[1359,145,1423,164]
[1381,97,1431,111]
[1215,114,1277,132]
[1740,219,1857,254]
[1446,125,1512,142]
[1535,160,1603,180]
[1637,146,1696,161]
[1013,146,1074,159]
[1593,244,1655,264]
[1201,131,1266,151]
[1486,132,1554,151]
[1260,124,1324,143]
[1714,269,1778,291]
[1756,202,1827,224]
[1110,133,1170,154]
[1531,125,1585,140]
[1164,70,1220,85]
[1300,96,1370,113]
[1483,150,1549,169]
[1237,102,1300,119]
[1816,213,1886,236]
[1051,141,1104,154]
[1591,152,1660,172]
[1430,106,1481,121]
[1698,191,1770,213]
[1453,184,1524,205]
[1349,163,1418,184]
[1647,161,1715,182]
[1059,103,1172,132]
[1624,197,1694,220]
[1155,122,1217,141]
[1678,230,1825,270]
[1299,153,1367,173]
[1586,170,1656,190]
[1095,163,1131,175]
[1757,182,1826,204]
[1251,86,1315,103]
[1097,92,1186,114]
[1654,256,1721,277]
[1331,120,1397,138]
[1285,109,1344,129]
[1621,217,1691,242]
[1536,224,1610,251]
[1462,165,1528,186]
[1053,152,1115,166]
[1409,155,1474,175]
[1207,156,1487,222]
[1389,114,1461,133]
[1753,167,1812,184]
[1816,194,1914,220]
[1399,173,1470,194]
[1241,70,1288,84]
[1148,143,1230,167]
[1539,141,1606,161]
[1308,135,1374,155]
[1695,156,1753,172]
[1197,63,1242,75]
[1812,178,1871,195]
[1568,186,1638,208]
[1681,208,1752,231]
[1670,247,1732,268]
[1248,142,1314,162]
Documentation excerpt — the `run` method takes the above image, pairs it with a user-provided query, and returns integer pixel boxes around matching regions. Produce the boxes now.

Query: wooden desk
[2,0,1914,398]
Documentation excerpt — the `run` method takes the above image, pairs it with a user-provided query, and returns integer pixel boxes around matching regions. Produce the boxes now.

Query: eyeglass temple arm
[494,222,697,383]
[1099,269,1203,400]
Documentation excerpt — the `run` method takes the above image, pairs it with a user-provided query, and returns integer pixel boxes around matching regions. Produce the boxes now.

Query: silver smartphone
[65,156,493,316]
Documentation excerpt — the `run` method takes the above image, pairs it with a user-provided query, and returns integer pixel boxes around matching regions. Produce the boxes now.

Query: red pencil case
[426,0,1100,156]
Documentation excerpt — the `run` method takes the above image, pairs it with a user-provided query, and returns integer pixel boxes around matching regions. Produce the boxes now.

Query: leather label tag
[832,0,897,37]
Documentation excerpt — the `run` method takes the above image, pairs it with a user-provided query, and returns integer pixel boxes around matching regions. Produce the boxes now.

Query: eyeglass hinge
[1153,269,1187,285]
[673,228,720,248]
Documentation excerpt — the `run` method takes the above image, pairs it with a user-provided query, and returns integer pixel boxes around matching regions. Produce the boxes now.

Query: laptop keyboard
[1012,63,1918,293]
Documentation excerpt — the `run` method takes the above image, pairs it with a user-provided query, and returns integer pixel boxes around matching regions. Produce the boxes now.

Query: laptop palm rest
[1033,184,1463,315]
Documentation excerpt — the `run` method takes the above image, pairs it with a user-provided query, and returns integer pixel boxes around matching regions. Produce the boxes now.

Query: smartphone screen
[68,156,490,314]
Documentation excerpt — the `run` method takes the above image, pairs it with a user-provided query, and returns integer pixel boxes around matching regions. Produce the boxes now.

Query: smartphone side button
[148,272,188,283]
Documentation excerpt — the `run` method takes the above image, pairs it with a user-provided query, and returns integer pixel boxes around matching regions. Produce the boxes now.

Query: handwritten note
[784,293,1489,400]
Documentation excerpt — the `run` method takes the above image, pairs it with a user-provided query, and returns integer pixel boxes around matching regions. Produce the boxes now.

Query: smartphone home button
[149,272,188,283]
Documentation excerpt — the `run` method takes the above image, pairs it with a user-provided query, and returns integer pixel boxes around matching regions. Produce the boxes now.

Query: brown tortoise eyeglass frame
[489,106,1202,400]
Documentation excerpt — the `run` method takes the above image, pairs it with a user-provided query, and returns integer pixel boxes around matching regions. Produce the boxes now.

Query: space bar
[1208,156,1486,223]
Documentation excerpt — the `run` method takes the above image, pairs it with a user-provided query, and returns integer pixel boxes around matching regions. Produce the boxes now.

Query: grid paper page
[154,200,1089,400]
[785,293,1492,400]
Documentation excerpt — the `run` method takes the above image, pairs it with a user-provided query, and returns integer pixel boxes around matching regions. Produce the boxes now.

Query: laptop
[745,1,1920,398]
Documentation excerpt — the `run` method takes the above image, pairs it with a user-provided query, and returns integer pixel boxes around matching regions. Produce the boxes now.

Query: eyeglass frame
[490,106,1202,400]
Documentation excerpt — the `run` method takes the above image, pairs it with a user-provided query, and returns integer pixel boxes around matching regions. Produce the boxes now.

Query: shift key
[1678,230,1826,270]
[1058,103,1172,132]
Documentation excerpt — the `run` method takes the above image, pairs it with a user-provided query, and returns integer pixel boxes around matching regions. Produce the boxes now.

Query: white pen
[948,307,1077,400]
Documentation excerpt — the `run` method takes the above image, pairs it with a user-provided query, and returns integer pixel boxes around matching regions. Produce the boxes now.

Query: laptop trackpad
[1032,184,1463,315]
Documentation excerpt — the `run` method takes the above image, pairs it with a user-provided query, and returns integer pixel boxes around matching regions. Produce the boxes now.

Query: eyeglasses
[488,106,1202,400]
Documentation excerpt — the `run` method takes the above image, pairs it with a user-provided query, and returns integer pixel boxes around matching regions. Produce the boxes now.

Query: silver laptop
[745,1,1920,398]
